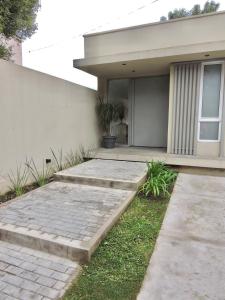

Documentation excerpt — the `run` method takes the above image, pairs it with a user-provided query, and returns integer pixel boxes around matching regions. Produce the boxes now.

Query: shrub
[139,161,177,198]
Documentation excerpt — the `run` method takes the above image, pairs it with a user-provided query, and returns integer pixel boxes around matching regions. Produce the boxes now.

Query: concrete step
[55,159,147,190]
[0,240,80,300]
[0,181,136,263]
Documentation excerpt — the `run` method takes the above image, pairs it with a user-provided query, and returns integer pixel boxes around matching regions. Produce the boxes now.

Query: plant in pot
[97,98,120,148]
[113,102,128,144]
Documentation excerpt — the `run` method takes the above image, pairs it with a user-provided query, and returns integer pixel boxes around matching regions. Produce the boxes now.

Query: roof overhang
[74,41,225,78]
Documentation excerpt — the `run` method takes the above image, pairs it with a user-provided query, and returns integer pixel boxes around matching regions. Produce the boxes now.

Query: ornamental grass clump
[139,161,177,198]
[50,148,65,172]
[8,165,29,197]
[65,150,83,168]
[25,158,52,187]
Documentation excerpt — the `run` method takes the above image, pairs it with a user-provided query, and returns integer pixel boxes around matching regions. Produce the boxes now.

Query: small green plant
[79,145,93,161]
[114,102,127,123]
[65,150,83,168]
[8,165,29,197]
[96,97,121,136]
[139,161,177,198]
[25,158,52,187]
[50,148,65,172]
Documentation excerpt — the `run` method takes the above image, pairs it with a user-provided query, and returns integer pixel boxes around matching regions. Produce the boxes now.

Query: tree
[160,1,220,21]
[0,0,40,60]
[191,4,202,15]
[168,8,190,20]
[0,44,11,60]
[160,16,167,22]
[202,0,220,13]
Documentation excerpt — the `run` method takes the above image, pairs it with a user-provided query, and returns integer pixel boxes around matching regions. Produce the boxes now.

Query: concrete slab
[0,240,80,300]
[0,182,135,263]
[55,159,147,190]
[174,172,225,198]
[138,173,225,300]
[162,191,225,247]
[138,235,225,300]
[92,147,225,169]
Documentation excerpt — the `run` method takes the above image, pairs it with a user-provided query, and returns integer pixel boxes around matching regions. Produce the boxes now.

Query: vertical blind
[171,63,200,155]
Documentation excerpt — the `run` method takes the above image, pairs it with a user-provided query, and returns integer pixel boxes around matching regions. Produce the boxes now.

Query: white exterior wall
[168,59,225,158]
[84,12,225,58]
[0,60,100,192]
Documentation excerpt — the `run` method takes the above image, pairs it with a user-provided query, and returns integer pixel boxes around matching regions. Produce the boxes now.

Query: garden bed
[0,147,91,204]
[0,177,54,204]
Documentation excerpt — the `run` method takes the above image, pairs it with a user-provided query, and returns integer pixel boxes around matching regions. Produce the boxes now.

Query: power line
[27,0,160,54]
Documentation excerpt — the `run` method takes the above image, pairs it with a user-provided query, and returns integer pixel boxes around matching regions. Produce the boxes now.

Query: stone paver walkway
[0,159,146,299]
[138,173,225,300]
[0,240,80,300]
[55,159,147,190]
[0,182,135,262]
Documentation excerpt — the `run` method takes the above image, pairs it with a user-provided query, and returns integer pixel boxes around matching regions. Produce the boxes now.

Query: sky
[23,0,225,90]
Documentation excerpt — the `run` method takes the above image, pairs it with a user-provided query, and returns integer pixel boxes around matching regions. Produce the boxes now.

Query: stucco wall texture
[0,60,99,192]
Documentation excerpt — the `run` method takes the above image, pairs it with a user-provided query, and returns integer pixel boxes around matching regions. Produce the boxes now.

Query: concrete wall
[84,11,225,58]
[0,60,99,193]
[196,142,220,157]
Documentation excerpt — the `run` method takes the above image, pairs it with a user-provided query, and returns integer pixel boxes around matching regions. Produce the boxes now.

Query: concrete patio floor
[92,146,225,169]
[138,173,225,300]
[0,159,147,299]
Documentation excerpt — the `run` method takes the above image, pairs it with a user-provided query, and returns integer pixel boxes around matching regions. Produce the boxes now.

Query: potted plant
[114,102,128,144]
[96,98,120,148]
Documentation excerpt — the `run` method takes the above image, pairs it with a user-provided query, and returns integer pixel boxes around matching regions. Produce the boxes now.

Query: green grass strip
[63,196,169,300]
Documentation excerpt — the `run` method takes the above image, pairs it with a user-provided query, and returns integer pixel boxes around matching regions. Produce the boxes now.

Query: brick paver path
[0,159,146,299]
[0,240,79,300]
[0,182,131,242]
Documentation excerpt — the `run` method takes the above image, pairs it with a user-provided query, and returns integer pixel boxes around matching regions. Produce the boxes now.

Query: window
[198,62,224,142]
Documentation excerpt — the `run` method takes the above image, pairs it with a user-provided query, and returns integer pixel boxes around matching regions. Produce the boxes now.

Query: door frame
[197,60,225,143]
[128,79,134,146]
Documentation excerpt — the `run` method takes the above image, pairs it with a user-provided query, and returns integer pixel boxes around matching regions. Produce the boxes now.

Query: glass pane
[108,79,129,103]
[108,79,129,144]
[201,64,221,118]
[200,122,219,140]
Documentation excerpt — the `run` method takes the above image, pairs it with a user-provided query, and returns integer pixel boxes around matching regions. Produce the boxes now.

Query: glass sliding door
[198,62,224,142]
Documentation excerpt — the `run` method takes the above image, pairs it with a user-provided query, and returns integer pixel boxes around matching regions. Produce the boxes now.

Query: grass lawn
[63,196,169,300]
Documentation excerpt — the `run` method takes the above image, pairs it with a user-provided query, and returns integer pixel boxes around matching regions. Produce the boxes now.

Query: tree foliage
[161,1,220,21]
[0,43,11,60]
[0,0,40,59]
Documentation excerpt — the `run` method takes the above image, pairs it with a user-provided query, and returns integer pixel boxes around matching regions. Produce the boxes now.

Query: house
[73,11,225,167]
[0,36,22,65]
[7,38,22,65]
